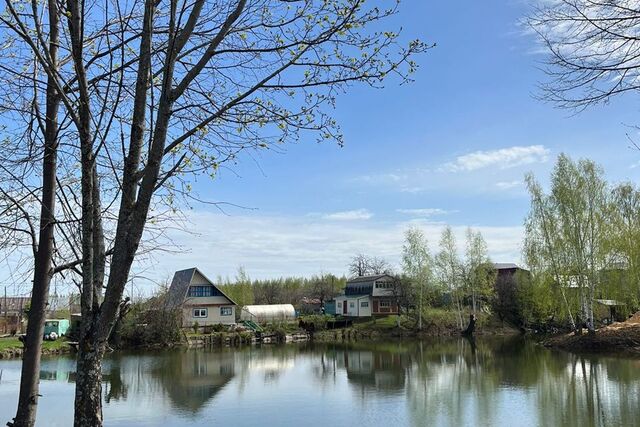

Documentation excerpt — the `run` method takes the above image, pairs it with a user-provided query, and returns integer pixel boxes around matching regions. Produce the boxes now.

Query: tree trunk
[462,314,476,337]
[10,2,59,424]
[73,337,104,427]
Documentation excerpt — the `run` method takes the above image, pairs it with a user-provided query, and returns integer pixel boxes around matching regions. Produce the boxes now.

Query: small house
[166,268,237,328]
[334,274,398,317]
[0,296,30,334]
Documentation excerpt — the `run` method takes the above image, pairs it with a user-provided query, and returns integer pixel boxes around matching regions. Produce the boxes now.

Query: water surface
[0,338,638,426]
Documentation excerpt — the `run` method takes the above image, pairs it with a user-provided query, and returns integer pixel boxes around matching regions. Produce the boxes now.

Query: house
[492,263,530,322]
[0,296,30,334]
[334,274,398,317]
[166,268,237,328]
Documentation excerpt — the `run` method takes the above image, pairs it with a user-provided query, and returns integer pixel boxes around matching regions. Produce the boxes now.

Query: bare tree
[308,273,340,307]
[348,253,392,276]
[527,0,640,110]
[1,1,427,425]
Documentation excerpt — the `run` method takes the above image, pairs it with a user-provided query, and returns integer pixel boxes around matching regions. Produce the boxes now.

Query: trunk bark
[462,314,476,336]
[73,336,104,427]
[10,2,59,425]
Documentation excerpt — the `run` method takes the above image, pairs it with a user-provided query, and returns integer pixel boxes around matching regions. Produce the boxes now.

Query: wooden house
[334,274,398,317]
[166,268,237,328]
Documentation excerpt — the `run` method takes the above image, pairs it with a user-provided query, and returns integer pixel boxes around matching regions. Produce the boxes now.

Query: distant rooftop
[493,263,521,270]
[347,274,393,284]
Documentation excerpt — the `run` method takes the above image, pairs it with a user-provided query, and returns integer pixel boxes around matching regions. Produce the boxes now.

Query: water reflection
[4,338,638,427]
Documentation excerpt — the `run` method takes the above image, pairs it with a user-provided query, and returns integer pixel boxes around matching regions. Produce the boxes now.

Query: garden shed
[240,304,296,323]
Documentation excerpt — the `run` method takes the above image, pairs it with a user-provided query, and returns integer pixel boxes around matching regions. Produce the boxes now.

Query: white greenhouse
[240,304,296,323]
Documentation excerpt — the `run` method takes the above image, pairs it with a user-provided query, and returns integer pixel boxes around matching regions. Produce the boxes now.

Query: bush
[298,314,331,331]
[117,306,183,347]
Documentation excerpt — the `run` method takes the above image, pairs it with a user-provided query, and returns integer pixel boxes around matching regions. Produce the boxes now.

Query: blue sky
[3,1,640,294]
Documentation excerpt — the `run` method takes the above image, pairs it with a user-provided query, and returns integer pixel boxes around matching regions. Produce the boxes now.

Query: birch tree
[0,1,428,425]
[524,154,608,334]
[402,227,431,330]
[435,226,463,330]
[462,228,494,314]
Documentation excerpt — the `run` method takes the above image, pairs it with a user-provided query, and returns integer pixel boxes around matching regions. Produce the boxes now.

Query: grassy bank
[314,309,520,342]
[0,337,72,359]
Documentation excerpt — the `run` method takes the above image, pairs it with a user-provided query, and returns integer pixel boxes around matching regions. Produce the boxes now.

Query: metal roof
[347,274,392,284]
[493,263,520,270]
[166,267,236,308]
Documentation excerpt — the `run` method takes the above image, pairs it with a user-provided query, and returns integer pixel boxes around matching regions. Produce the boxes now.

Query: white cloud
[146,210,524,281]
[321,209,373,221]
[495,180,522,190]
[353,173,407,184]
[443,145,550,172]
[399,186,425,194]
[396,208,454,217]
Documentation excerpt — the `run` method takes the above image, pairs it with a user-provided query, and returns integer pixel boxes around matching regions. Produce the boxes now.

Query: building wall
[371,278,395,297]
[372,298,398,315]
[182,305,236,326]
[336,296,372,317]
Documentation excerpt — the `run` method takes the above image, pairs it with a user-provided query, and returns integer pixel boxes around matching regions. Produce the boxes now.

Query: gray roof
[166,267,236,309]
[347,274,394,284]
[493,263,520,270]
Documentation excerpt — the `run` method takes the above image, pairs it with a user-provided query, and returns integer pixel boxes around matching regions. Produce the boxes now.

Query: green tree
[462,228,494,314]
[402,227,432,330]
[435,226,464,330]
[524,154,609,334]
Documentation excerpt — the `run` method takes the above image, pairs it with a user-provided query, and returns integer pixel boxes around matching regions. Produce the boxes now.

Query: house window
[379,301,391,308]
[350,302,355,308]
[361,301,369,308]
[189,286,213,297]
[337,302,342,308]
[188,286,226,297]
[193,308,208,318]
[220,307,233,316]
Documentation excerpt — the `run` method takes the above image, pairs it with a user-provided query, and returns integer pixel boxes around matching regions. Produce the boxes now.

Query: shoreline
[542,323,640,357]
[3,321,640,360]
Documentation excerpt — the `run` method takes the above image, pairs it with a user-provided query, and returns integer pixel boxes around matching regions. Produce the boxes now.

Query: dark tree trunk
[462,314,476,337]
[10,2,59,425]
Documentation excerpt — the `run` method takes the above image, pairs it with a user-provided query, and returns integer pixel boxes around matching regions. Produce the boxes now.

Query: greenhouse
[240,304,296,323]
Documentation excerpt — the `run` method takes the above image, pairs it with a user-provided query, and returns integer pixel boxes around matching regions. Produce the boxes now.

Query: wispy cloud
[321,209,373,221]
[443,145,550,172]
[399,186,425,194]
[353,173,407,184]
[152,211,524,280]
[396,208,455,217]
[495,180,522,190]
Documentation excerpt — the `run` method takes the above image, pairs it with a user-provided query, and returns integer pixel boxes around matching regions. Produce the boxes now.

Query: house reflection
[152,350,235,413]
[335,347,408,393]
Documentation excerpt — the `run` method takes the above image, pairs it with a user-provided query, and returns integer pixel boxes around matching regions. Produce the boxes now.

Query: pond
[0,337,638,426]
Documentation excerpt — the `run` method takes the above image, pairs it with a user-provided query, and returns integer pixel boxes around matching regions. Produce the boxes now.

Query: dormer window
[188,285,214,297]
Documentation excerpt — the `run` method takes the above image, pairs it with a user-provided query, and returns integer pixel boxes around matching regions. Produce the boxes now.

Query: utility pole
[3,286,6,334]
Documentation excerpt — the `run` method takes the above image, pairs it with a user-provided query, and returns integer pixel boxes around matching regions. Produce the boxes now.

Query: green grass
[352,315,404,331]
[0,337,70,352]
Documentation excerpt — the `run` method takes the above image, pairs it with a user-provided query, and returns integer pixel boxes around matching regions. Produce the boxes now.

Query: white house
[166,268,237,327]
[334,274,399,317]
